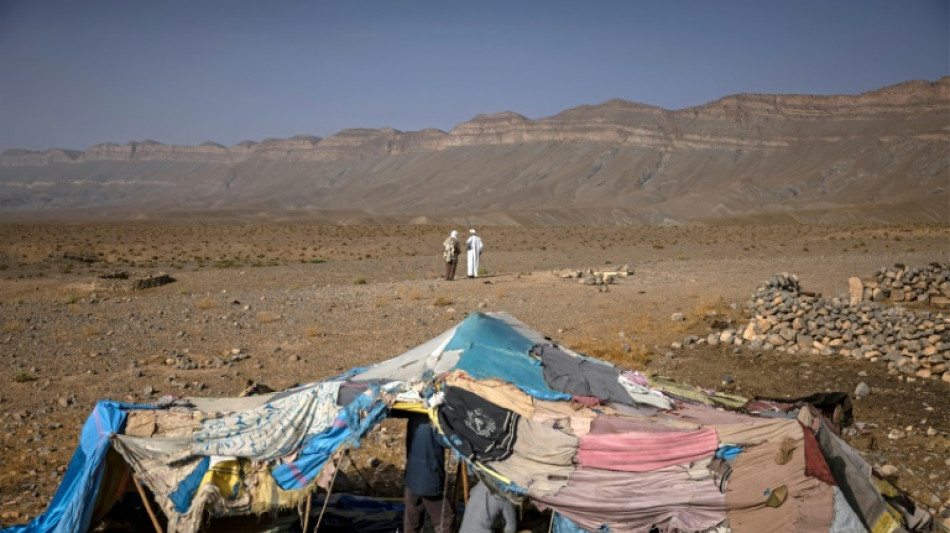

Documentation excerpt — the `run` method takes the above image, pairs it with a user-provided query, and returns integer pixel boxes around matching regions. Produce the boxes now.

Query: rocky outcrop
[5,77,946,166]
[0,149,82,167]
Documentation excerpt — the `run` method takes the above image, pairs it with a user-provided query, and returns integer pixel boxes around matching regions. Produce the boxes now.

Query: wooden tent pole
[461,463,470,505]
[301,492,313,533]
[452,461,463,509]
[131,475,164,533]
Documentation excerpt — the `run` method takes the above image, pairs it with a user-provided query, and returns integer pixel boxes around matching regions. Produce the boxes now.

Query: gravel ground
[0,222,948,527]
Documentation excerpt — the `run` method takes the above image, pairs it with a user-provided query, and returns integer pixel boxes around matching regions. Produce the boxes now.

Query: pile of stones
[681,268,950,383]
[559,265,634,288]
[863,262,950,308]
[743,271,949,382]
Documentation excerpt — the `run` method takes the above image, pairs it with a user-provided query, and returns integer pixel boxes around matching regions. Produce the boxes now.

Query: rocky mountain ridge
[1,78,947,224]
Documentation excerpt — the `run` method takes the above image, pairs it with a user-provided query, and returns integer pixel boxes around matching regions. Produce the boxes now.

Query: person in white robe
[465,229,483,278]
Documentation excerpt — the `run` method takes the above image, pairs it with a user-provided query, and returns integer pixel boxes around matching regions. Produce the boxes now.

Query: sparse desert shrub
[565,337,651,370]
[60,293,80,305]
[652,243,664,249]
[353,277,367,285]
[432,296,453,306]
[196,299,217,310]
[13,372,35,383]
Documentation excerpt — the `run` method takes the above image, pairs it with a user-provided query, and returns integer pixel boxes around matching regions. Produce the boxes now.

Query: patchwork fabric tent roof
[2,312,933,533]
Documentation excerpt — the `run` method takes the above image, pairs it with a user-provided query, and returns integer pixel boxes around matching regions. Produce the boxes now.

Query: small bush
[353,277,367,285]
[14,372,35,383]
[433,296,453,307]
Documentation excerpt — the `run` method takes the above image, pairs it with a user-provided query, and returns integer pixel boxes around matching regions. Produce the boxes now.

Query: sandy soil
[0,221,948,528]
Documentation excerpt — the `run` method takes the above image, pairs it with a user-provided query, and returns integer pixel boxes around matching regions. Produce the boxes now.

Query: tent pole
[461,463,469,505]
[452,461,462,509]
[301,492,312,533]
[131,475,164,533]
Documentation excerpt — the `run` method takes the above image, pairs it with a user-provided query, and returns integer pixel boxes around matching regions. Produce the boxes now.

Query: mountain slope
[2,78,947,224]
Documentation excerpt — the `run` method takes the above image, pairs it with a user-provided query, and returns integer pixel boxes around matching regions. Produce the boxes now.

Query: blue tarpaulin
[2,401,143,533]
[272,390,387,491]
[449,313,571,401]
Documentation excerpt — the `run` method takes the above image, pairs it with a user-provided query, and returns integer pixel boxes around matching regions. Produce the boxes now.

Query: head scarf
[450,230,458,238]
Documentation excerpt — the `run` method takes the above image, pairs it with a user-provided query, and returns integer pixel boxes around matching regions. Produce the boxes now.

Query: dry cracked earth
[0,221,948,529]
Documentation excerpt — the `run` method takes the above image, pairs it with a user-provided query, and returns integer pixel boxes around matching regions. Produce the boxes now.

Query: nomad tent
[1,312,933,533]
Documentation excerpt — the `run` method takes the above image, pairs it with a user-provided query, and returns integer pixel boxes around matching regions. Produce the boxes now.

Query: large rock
[849,277,864,306]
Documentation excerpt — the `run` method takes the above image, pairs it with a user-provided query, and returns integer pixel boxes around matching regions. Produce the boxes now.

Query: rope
[312,448,348,532]
[437,452,452,533]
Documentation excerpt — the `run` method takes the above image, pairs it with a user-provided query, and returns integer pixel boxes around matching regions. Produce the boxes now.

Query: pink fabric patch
[579,428,718,472]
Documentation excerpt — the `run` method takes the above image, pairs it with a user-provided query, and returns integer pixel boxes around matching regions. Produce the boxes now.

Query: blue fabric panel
[2,401,146,533]
[448,313,570,401]
[552,512,608,533]
[715,445,743,460]
[169,456,211,513]
[272,391,387,491]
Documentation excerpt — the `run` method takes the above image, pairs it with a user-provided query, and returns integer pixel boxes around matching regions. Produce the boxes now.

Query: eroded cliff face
[1,78,947,223]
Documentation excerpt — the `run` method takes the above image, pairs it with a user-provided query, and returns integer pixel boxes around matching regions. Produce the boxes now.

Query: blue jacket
[404,412,447,497]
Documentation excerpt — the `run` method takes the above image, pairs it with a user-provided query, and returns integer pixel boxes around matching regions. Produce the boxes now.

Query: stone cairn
[690,267,950,384]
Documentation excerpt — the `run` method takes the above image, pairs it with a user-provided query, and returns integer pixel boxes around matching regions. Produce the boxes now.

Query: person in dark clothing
[403,412,455,533]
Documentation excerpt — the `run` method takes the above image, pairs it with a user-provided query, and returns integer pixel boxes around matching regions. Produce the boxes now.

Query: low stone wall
[860,262,950,308]
[95,271,176,292]
[687,269,949,383]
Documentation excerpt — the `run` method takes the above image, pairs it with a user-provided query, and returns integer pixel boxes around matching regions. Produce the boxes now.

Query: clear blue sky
[1,0,947,153]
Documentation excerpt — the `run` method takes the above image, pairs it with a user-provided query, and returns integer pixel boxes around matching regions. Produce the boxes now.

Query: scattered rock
[854,382,871,398]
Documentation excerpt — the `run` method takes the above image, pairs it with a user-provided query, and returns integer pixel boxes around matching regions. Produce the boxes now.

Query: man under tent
[402,411,456,533]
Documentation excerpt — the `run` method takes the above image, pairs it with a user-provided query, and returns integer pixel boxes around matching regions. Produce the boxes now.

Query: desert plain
[0,220,948,528]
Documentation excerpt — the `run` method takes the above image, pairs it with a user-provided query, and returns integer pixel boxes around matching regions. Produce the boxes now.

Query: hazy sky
[1,1,947,153]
